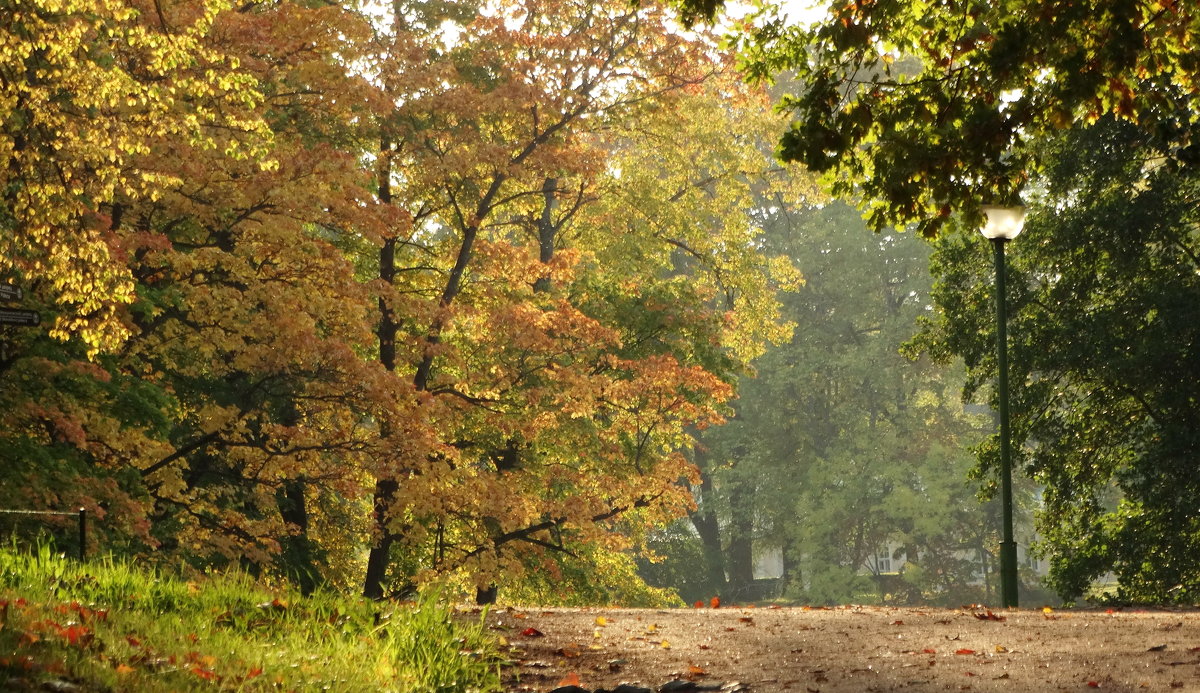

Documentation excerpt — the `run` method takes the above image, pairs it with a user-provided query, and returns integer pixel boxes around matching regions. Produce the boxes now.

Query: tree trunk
[364,136,399,599]
[277,477,321,596]
[725,480,755,601]
[689,448,728,598]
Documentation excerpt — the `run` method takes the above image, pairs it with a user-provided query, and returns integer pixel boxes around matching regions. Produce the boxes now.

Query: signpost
[0,284,22,301]
[0,308,39,326]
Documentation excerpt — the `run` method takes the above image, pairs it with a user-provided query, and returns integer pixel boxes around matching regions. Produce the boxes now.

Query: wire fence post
[78,508,87,561]
[0,508,92,559]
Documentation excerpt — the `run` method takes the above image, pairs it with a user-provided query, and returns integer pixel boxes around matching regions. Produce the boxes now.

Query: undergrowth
[0,544,502,691]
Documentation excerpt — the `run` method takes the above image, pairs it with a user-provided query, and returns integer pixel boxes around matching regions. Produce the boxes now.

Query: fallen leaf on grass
[191,666,220,682]
[114,664,135,675]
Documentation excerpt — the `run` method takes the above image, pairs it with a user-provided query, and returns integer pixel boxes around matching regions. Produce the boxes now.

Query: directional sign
[0,308,39,326]
[0,284,21,302]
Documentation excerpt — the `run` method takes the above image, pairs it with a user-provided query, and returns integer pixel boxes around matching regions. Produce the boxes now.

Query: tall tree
[678,202,994,605]
[0,0,274,353]
[360,0,808,599]
[718,0,1200,235]
[913,117,1200,604]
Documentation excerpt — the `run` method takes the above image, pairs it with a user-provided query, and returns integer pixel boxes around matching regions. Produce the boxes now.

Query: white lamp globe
[980,205,1026,240]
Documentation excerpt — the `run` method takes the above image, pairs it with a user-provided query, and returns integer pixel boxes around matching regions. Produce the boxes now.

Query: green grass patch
[0,545,502,691]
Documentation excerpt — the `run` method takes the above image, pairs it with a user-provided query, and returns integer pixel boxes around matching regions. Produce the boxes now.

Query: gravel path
[491,604,1200,692]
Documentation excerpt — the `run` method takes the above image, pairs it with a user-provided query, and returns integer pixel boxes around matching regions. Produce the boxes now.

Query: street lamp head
[980,205,1027,240]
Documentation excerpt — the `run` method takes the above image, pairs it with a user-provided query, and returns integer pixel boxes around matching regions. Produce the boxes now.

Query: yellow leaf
[595,616,608,627]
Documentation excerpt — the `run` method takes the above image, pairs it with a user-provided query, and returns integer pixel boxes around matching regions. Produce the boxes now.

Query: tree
[668,201,996,606]
[913,117,1200,604]
[0,0,274,354]
[359,0,809,600]
[0,0,386,591]
[669,0,1200,237]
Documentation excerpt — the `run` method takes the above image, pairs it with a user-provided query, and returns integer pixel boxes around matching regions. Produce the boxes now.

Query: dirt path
[491,604,1200,692]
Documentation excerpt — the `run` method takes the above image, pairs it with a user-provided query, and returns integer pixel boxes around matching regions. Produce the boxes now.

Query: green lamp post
[980,204,1026,609]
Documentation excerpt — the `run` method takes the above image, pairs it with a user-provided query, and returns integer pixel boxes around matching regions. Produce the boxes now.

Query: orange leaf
[520,627,544,637]
[955,648,976,655]
[710,597,720,609]
[115,664,135,675]
[556,672,581,687]
[245,667,263,679]
[693,600,703,609]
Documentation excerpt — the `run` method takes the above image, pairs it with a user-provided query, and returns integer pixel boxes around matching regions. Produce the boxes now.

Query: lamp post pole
[979,204,1025,609]
[992,237,1019,608]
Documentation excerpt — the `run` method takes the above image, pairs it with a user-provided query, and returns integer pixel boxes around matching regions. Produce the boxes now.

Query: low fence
[0,508,87,560]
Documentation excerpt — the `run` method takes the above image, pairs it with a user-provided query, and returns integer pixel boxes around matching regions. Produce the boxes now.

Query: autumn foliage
[0,0,809,599]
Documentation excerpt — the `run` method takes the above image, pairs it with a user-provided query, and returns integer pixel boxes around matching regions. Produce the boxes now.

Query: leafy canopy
[680,0,1200,235]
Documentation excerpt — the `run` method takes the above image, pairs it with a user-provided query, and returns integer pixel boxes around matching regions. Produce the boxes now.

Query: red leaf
[693,601,704,609]
[972,610,1006,622]
[1087,682,1100,688]
[245,667,264,679]
[923,648,937,654]
[191,666,220,681]
[710,597,721,609]
[891,620,904,625]
[954,648,976,655]
[520,627,544,638]
[59,624,93,647]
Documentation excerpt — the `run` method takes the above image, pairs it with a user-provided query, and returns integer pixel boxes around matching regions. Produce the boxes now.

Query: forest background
[2,0,1197,610]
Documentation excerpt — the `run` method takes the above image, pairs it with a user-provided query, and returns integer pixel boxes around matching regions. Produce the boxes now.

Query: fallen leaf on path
[954,648,976,655]
[972,610,1005,622]
[520,627,544,637]
[556,671,581,687]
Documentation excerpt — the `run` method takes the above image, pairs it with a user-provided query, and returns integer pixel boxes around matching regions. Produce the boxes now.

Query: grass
[0,545,503,691]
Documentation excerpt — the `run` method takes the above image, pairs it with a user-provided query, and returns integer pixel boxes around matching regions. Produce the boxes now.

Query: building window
[877,552,891,572]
